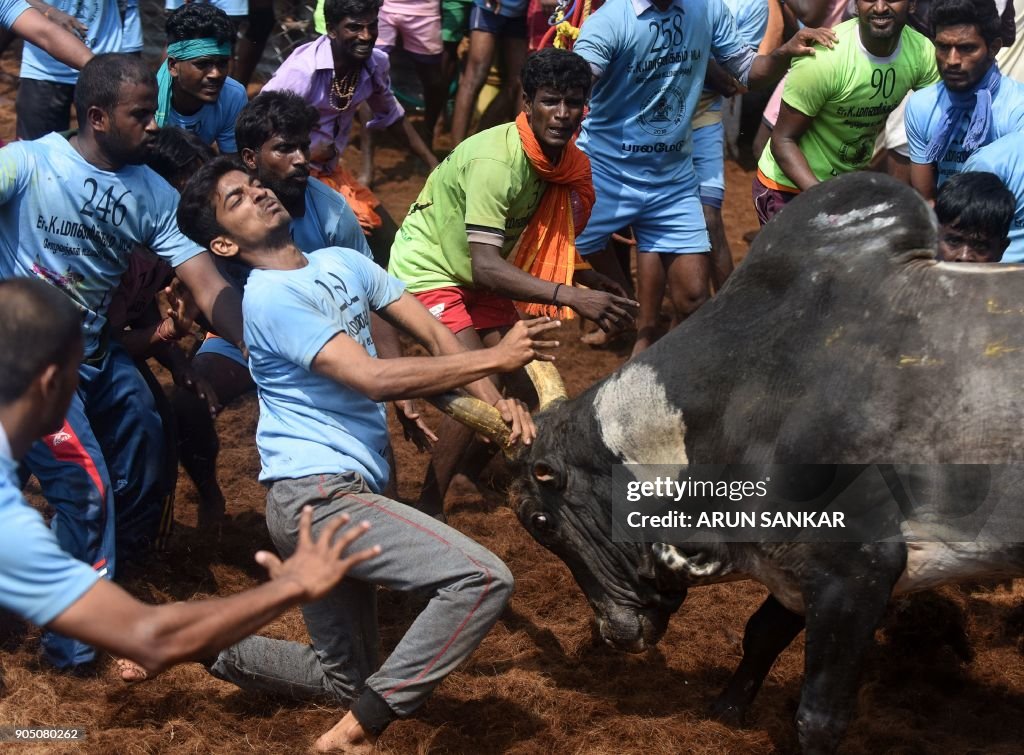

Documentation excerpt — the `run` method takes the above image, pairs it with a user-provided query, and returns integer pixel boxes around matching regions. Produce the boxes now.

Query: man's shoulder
[458,123,523,166]
[306,176,343,205]
[219,77,249,105]
[994,73,1024,111]
[907,81,943,115]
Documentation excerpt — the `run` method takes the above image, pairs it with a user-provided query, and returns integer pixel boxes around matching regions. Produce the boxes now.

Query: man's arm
[48,507,378,679]
[769,101,820,190]
[14,5,92,69]
[311,293,559,403]
[174,252,245,352]
[470,242,637,330]
[910,162,937,202]
[745,27,837,90]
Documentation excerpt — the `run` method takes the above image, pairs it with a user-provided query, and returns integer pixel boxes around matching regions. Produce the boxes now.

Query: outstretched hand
[564,286,638,333]
[491,317,562,372]
[255,507,380,603]
[781,26,838,58]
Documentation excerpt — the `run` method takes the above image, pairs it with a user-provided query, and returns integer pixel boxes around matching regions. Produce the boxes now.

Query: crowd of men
[2,0,1023,751]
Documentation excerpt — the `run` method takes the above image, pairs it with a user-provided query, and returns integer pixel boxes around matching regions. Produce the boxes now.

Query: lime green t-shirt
[758,18,938,189]
[389,123,545,293]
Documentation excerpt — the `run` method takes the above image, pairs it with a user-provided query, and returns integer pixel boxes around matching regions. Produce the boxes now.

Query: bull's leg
[710,595,805,726]
[796,551,902,755]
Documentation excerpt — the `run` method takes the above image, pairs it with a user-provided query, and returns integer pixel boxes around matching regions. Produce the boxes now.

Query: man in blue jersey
[0,277,380,684]
[933,170,1015,262]
[962,134,1024,261]
[176,156,554,751]
[0,54,246,670]
[171,90,414,526]
[573,0,836,356]
[906,0,1024,200]
[16,0,127,139]
[158,2,248,156]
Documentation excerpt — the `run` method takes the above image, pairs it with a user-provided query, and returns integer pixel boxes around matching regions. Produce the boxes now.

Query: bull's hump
[594,363,687,465]
[755,173,936,264]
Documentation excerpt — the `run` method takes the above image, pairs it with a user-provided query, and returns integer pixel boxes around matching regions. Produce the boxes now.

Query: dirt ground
[1,43,1024,755]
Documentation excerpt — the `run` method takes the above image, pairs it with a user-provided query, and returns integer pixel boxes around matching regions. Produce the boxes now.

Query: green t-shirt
[758,19,938,189]
[389,123,545,293]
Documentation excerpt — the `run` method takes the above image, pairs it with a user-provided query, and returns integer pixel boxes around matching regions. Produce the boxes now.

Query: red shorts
[414,286,519,334]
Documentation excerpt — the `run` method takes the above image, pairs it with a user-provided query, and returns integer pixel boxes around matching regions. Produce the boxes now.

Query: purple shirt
[263,36,404,172]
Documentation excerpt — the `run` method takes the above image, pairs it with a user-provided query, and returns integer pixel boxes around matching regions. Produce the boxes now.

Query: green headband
[167,38,232,60]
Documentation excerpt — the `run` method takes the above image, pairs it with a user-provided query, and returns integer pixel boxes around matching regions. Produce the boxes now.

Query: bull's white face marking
[594,363,687,465]
[810,202,897,232]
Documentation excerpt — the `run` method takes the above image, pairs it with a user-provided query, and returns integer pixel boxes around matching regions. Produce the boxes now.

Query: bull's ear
[533,460,564,489]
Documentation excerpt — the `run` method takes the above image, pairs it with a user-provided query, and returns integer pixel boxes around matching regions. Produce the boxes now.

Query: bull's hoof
[709,695,748,728]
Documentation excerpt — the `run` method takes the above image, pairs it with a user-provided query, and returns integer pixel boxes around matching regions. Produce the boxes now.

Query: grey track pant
[208,471,514,733]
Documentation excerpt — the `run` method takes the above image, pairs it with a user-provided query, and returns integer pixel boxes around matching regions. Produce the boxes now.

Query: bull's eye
[531,512,552,531]
[533,460,563,489]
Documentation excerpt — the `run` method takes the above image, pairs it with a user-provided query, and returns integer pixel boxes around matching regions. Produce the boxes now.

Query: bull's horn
[427,392,511,449]
[525,360,567,411]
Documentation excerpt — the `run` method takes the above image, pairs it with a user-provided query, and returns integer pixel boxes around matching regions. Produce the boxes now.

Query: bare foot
[116,658,149,684]
[314,711,377,753]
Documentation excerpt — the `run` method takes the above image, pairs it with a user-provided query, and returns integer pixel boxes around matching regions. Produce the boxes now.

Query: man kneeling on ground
[177,156,560,752]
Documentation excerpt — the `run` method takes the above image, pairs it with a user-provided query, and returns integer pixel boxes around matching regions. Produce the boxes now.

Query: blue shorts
[576,162,711,255]
[693,121,725,209]
[196,334,248,367]
[469,4,527,37]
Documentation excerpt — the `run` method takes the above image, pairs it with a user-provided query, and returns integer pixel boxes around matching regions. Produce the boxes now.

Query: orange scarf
[512,111,595,319]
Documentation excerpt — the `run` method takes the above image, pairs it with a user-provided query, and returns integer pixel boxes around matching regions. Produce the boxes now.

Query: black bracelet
[552,283,563,306]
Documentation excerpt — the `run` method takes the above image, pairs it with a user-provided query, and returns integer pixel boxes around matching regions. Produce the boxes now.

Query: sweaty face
[934,24,998,92]
[213,170,291,251]
[328,13,378,63]
[856,0,912,41]
[253,133,311,209]
[524,86,586,160]
[99,81,159,165]
[937,222,1006,262]
[170,55,230,104]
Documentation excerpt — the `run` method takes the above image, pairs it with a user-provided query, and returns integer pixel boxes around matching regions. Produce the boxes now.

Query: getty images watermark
[611,464,1024,543]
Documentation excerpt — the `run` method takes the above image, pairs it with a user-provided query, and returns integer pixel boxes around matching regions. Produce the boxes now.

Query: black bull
[506,174,1024,753]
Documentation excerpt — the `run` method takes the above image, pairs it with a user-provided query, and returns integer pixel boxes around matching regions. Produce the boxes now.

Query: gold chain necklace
[329,68,360,112]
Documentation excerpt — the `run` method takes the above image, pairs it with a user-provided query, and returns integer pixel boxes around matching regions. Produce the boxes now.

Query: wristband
[552,283,563,306]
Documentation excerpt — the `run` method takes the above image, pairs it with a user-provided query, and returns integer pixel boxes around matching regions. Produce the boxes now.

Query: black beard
[263,177,306,217]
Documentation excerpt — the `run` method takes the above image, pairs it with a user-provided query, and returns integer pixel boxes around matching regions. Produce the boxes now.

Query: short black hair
[146,127,216,188]
[166,1,236,45]
[324,0,382,28]
[235,91,319,154]
[521,48,592,100]
[931,0,1003,46]
[178,155,248,249]
[0,278,82,405]
[73,53,154,117]
[935,171,1015,241]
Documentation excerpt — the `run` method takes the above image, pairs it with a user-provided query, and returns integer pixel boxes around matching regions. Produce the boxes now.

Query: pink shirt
[263,36,405,172]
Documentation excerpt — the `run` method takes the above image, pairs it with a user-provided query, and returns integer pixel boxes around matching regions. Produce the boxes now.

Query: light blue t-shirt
[963,132,1024,263]
[475,0,528,19]
[165,0,248,14]
[0,445,100,627]
[164,78,248,154]
[20,0,125,85]
[291,177,372,257]
[244,249,404,490]
[0,134,204,357]
[724,0,768,47]
[122,0,142,53]
[0,0,29,28]
[906,74,1024,187]
[575,0,751,188]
